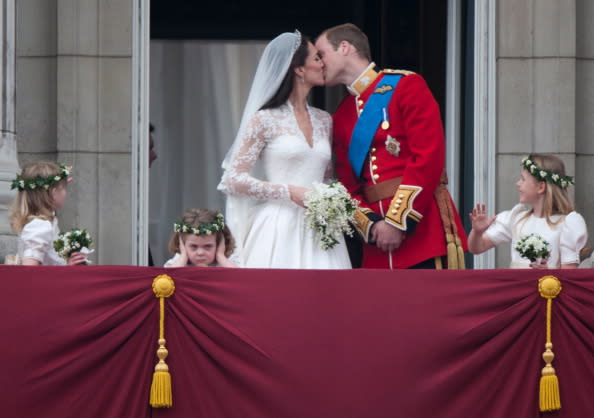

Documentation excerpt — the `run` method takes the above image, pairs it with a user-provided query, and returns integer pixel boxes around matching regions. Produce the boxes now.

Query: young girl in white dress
[468,154,587,268]
[218,30,352,269]
[10,162,87,266]
[164,208,237,268]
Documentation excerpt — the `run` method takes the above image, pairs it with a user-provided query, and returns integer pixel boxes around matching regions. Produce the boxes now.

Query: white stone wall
[15,0,134,264]
[575,0,594,256]
[496,0,591,267]
[0,0,19,261]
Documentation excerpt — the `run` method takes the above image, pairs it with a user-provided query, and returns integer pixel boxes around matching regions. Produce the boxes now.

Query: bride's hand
[288,185,308,208]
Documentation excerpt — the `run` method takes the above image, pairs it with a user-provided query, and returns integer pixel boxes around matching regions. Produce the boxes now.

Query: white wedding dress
[219,102,352,269]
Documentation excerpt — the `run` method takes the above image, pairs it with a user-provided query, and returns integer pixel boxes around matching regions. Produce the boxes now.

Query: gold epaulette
[382,69,416,76]
[384,185,423,231]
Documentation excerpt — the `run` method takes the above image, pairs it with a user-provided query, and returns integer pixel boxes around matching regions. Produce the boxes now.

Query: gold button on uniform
[371,148,376,152]
[396,199,402,204]
[399,194,404,198]
[391,209,397,214]
[358,99,364,106]
[372,165,378,170]
[373,174,379,180]
[371,156,377,161]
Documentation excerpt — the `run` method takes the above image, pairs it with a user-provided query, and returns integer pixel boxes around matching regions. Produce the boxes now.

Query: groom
[316,23,467,269]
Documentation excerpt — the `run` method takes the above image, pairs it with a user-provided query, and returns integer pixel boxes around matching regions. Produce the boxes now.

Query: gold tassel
[445,233,458,269]
[455,236,466,269]
[150,275,176,408]
[538,276,562,412]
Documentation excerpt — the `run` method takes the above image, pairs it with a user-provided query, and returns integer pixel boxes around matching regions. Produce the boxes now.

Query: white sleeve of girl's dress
[560,212,588,265]
[20,218,54,262]
[163,253,181,268]
[484,204,524,246]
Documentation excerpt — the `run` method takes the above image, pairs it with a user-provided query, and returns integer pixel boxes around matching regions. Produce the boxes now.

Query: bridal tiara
[291,29,302,54]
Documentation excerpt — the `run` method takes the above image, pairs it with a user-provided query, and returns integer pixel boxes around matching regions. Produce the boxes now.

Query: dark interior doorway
[150,0,459,267]
[151,0,447,114]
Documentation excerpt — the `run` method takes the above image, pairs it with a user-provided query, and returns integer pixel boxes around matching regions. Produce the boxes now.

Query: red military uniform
[333,65,467,269]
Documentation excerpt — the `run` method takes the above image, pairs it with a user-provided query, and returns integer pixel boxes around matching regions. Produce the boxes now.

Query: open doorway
[147,0,452,266]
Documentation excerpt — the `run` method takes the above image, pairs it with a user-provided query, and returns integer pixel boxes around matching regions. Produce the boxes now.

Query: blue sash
[348,74,402,178]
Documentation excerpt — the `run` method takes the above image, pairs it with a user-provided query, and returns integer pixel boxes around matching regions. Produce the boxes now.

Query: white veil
[218,30,302,264]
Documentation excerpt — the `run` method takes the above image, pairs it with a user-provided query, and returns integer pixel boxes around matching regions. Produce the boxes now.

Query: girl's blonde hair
[9,162,66,233]
[522,153,574,226]
[168,208,236,258]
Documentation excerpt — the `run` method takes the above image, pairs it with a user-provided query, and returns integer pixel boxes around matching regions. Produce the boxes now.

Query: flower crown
[11,163,72,191]
[174,213,225,236]
[521,156,574,189]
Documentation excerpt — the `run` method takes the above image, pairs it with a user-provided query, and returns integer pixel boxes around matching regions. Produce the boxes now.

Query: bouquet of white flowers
[304,181,359,250]
[514,233,550,262]
[53,228,93,262]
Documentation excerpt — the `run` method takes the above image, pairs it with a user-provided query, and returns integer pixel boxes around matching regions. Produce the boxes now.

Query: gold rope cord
[150,274,175,408]
[538,275,562,412]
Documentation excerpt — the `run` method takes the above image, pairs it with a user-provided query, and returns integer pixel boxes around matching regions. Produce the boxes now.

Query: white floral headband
[521,156,574,189]
[11,163,72,191]
[173,213,225,236]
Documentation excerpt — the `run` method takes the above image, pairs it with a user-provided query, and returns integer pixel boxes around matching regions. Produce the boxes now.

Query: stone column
[575,0,594,244]
[57,0,133,264]
[496,0,577,267]
[0,0,19,261]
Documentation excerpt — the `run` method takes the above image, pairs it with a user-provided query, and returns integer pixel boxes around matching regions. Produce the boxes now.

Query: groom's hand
[371,220,406,253]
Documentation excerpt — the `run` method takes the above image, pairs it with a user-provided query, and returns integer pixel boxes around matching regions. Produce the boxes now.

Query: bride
[218,30,352,269]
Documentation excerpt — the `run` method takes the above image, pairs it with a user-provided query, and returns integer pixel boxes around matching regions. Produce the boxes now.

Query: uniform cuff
[384,185,423,231]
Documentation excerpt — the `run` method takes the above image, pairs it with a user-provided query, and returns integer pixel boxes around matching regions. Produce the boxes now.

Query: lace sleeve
[320,110,334,183]
[220,112,290,201]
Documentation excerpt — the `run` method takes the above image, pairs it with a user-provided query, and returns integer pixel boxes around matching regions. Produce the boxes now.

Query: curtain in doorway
[149,40,266,266]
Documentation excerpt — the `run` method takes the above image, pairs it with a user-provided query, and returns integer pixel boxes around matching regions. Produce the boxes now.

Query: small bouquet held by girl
[514,233,551,264]
[53,228,94,264]
[304,181,359,250]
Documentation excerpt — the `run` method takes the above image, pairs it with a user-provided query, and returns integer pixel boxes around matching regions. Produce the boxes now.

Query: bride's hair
[260,35,310,110]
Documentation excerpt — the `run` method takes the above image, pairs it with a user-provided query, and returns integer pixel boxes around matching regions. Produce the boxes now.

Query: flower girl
[468,154,587,268]
[164,208,237,267]
[10,162,87,265]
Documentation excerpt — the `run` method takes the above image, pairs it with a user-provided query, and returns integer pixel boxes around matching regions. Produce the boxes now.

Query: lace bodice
[219,103,333,200]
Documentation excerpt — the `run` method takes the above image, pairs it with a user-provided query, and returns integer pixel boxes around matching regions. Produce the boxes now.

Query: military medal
[385,135,400,156]
[381,108,390,130]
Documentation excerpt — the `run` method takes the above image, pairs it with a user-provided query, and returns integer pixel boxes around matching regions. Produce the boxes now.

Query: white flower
[552,174,559,182]
[530,165,536,173]
[54,176,61,181]
[539,170,547,178]
[515,233,550,262]
[19,180,24,188]
[304,181,358,250]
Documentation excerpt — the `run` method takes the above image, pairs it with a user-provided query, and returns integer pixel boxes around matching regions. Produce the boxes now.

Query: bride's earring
[301,75,305,84]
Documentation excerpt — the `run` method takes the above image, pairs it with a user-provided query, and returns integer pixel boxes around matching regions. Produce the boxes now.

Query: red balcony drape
[2,266,593,418]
